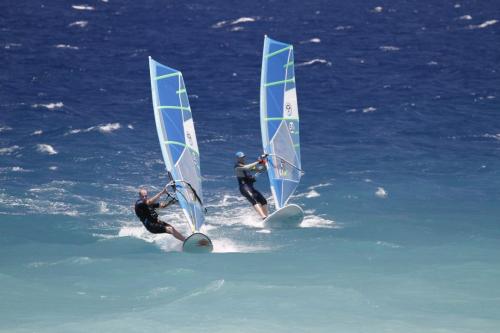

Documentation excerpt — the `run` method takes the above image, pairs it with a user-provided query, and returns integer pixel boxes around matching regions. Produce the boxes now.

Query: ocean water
[1,0,499,332]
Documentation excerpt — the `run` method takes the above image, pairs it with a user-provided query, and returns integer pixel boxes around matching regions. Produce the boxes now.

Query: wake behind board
[183,233,213,253]
[264,204,304,228]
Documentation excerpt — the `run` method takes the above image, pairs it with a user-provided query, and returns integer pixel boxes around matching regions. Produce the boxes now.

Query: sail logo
[186,132,193,146]
[285,103,292,116]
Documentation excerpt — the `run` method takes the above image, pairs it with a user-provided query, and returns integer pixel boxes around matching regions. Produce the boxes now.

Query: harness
[235,163,256,186]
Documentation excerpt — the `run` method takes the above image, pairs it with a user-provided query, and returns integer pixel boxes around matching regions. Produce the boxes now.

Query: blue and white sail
[260,36,302,210]
[148,57,204,233]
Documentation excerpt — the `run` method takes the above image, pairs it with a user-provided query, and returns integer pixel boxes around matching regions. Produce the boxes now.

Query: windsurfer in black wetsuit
[134,187,185,242]
[234,151,269,219]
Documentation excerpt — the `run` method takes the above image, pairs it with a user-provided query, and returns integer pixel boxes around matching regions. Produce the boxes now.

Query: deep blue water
[1,0,500,332]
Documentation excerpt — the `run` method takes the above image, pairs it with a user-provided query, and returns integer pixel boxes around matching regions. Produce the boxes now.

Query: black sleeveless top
[134,199,160,222]
[234,163,256,186]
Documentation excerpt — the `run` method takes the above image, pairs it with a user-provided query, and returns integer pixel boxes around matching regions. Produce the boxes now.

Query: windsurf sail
[148,57,204,233]
[260,36,302,210]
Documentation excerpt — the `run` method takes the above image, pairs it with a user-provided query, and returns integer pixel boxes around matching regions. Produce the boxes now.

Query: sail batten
[260,36,302,210]
[149,57,204,232]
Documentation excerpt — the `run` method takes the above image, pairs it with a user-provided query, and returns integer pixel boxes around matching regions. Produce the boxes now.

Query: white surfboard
[264,204,304,228]
[183,232,213,253]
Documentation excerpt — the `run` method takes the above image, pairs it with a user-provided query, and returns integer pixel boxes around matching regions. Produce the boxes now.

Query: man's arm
[235,161,261,172]
[145,187,167,205]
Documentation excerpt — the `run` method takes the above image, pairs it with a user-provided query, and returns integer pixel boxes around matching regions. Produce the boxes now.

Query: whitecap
[0,126,12,132]
[36,144,58,155]
[300,38,321,44]
[32,102,63,109]
[49,166,58,171]
[127,124,134,129]
[363,106,377,113]
[458,15,472,20]
[68,20,88,28]
[54,44,79,50]
[305,190,320,198]
[483,133,500,141]
[66,123,121,135]
[31,130,43,135]
[372,6,383,13]
[212,20,228,28]
[468,20,498,29]
[72,5,95,11]
[11,166,29,172]
[296,59,331,67]
[427,61,438,66]
[335,25,353,31]
[379,45,400,51]
[376,241,401,248]
[0,145,20,155]
[231,17,255,25]
[4,43,22,49]
[98,123,121,133]
[308,182,332,190]
[375,187,388,198]
[300,215,338,229]
[212,17,257,29]
[230,26,244,32]
[212,238,270,253]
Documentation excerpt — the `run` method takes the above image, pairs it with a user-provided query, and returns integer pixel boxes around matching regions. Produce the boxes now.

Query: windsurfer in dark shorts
[134,187,185,242]
[234,151,269,219]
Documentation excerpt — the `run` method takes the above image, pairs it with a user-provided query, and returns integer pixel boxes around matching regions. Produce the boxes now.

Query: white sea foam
[213,238,270,253]
[72,4,95,11]
[68,20,88,28]
[375,187,388,198]
[31,130,43,135]
[372,6,383,13]
[0,145,20,155]
[98,123,121,133]
[0,126,12,132]
[379,45,400,51]
[458,15,472,20]
[427,61,438,66]
[300,215,338,229]
[296,59,331,67]
[32,102,63,110]
[54,44,79,50]
[483,133,500,141]
[230,26,244,32]
[49,166,58,171]
[363,106,377,113]
[308,182,332,190]
[305,190,320,198]
[468,20,498,30]
[127,124,134,130]
[66,123,122,135]
[300,38,321,44]
[376,241,401,248]
[36,144,58,155]
[11,166,29,172]
[231,17,255,25]
[212,17,257,29]
[4,43,22,49]
[335,25,353,31]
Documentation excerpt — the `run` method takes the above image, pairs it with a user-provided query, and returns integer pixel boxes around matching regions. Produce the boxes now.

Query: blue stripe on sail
[260,36,301,209]
[149,58,204,233]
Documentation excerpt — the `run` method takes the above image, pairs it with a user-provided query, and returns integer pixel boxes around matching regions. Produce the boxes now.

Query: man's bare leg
[253,203,267,219]
[166,226,185,242]
[262,204,268,217]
